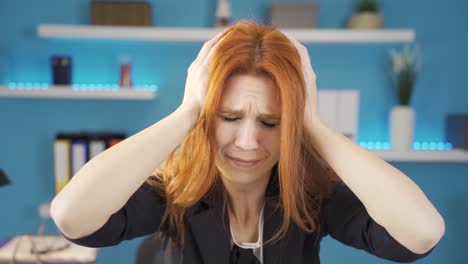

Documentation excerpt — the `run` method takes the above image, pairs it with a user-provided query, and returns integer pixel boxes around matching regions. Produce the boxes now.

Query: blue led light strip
[359,141,453,151]
[6,82,158,91]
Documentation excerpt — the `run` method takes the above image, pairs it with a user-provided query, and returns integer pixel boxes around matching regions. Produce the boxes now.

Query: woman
[50,21,444,264]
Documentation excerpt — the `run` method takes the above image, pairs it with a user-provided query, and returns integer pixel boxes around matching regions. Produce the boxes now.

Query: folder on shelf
[336,90,360,141]
[53,132,126,194]
[317,89,360,141]
[71,138,89,177]
[318,90,338,130]
[107,132,126,148]
[89,137,107,159]
[54,137,71,194]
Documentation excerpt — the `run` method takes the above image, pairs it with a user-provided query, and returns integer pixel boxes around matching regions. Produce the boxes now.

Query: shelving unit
[18,24,468,163]
[0,86,157,100]
[371,149,468,162]
[37,24,415,43]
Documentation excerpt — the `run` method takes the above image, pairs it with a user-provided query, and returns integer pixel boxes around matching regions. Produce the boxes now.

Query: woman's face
[215,74,281,187]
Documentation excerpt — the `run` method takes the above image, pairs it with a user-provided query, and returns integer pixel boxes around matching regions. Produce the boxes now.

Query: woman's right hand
[179,29,228,116]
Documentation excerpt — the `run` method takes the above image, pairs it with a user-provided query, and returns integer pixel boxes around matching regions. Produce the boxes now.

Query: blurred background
[0,0,467,263]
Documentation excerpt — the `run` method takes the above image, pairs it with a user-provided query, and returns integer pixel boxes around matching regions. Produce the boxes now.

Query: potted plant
[387,44,422,151]
[347,0,384,29]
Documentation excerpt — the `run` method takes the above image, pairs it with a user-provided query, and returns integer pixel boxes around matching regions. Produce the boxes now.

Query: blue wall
[1,0,467,263]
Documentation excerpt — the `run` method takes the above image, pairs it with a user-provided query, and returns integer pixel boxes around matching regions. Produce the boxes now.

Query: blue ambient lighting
[359,141,453,151]
[7,82,158,92]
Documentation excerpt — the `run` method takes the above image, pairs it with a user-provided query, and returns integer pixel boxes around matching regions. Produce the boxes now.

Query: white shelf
[0,86,157,100]
[371,149,468,162]
[37,24,415,43]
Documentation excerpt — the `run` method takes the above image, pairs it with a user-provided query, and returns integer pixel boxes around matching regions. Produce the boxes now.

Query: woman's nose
[234,120,259,151]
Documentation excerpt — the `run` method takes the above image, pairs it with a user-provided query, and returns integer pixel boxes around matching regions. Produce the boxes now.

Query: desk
[0,235,97,264]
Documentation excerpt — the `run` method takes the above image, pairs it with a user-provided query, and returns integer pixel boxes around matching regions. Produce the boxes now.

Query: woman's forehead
[220,74,281,114]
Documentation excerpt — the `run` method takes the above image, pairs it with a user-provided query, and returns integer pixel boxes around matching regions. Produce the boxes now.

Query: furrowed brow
[218,108,280,120]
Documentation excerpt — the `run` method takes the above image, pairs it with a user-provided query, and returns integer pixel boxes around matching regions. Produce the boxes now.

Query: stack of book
[54,131,126,194]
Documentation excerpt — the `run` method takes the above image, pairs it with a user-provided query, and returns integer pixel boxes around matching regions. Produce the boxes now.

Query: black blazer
[63,169,435,263]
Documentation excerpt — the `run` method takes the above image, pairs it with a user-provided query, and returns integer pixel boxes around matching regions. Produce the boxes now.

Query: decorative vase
[390,105,415,151]
[347,12,384,29]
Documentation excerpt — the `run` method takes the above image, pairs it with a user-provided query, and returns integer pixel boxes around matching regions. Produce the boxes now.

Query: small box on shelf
[51,55,72,86]
[446,114,468,150]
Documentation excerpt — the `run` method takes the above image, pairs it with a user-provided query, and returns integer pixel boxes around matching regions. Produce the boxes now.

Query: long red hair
[149,20,339,245]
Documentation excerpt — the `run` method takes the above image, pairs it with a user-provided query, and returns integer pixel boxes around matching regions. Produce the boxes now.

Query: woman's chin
[226,174,263,186]
[220,167,271,187]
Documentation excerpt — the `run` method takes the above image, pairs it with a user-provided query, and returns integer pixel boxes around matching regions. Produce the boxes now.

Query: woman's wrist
[305,114,325,134]
[175,104,200,128]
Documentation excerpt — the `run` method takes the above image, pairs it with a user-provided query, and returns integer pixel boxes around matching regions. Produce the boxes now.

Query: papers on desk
[0,235,97,263]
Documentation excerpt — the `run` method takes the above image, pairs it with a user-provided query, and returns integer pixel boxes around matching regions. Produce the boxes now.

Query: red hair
[150,20,339,245]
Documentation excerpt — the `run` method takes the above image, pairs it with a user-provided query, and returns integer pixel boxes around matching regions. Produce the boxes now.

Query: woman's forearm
[51,106,198,239]
[306,118,445,254]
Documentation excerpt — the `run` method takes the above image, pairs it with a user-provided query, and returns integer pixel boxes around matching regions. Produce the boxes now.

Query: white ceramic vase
[390,105,415,151]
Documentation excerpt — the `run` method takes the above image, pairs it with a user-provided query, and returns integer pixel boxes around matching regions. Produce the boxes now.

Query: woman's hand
[179,29,228,116]
[282,32,322,130]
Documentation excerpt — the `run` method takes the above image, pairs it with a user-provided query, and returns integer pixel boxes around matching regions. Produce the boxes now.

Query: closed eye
[220,116,278,128]
[222,117,239,122]
[261,121,277,128]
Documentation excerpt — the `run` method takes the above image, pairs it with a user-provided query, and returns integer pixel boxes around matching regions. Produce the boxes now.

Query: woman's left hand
[282,32,322,130]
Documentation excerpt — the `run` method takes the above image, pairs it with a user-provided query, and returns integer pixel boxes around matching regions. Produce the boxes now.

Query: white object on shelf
[215,0,231,27]
[371,149,468,162]
[390,105,415,151]
[37,24,415,43]
[0,85,157,100]
[318,90,360,142]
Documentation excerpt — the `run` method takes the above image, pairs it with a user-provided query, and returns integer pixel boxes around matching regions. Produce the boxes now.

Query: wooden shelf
[0,86,157,100]
[37,24,415,43]
[371,149,468,162]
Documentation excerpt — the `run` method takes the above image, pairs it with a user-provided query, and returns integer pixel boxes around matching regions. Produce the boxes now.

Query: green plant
[356,0,380,13]
[387,44,422,106]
